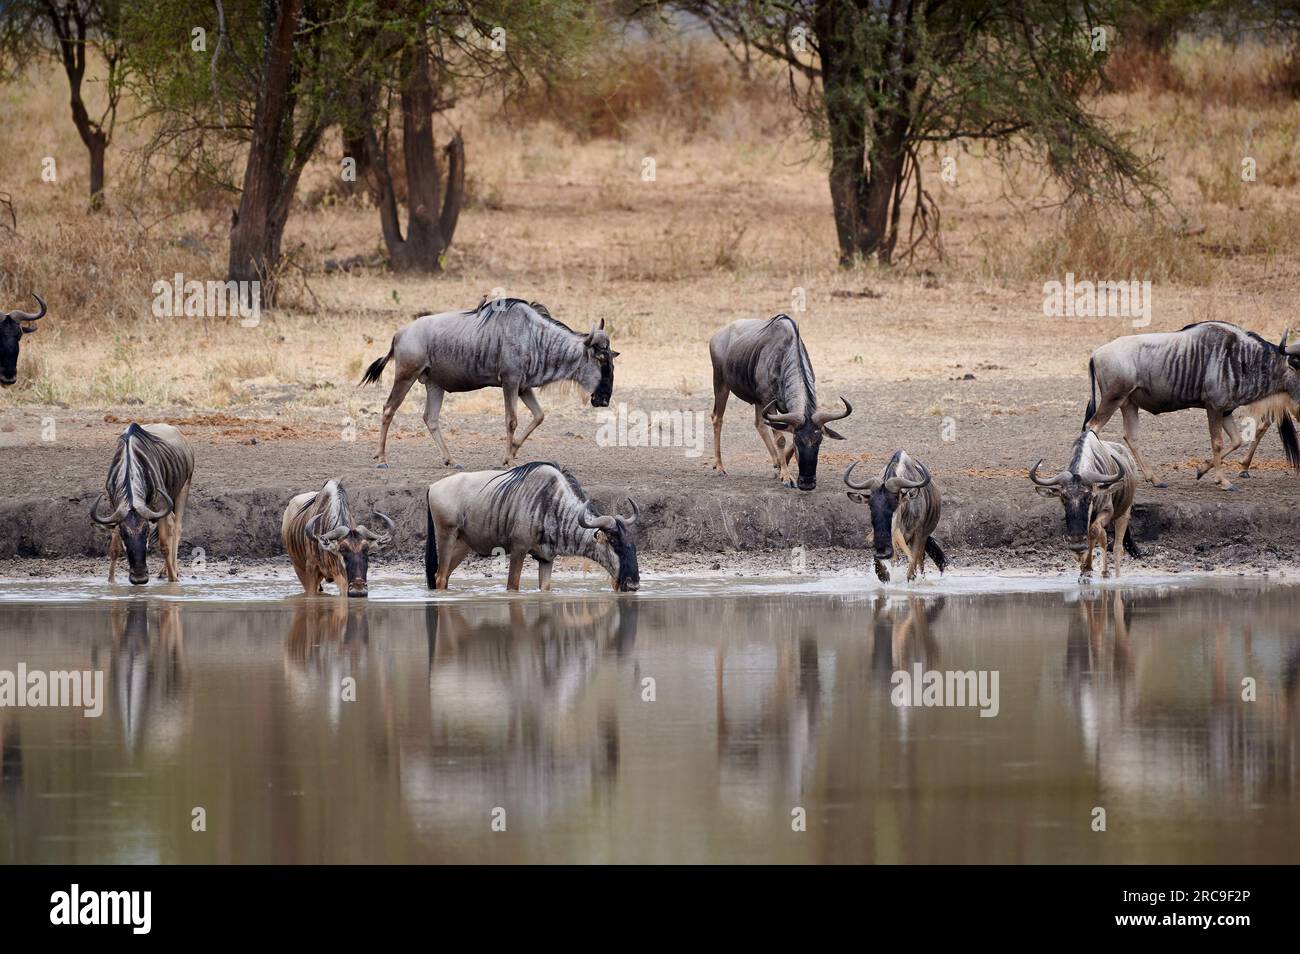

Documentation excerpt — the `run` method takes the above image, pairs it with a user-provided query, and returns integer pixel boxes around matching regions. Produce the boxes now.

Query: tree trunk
[87,133,106,210]
[227,0,305,303]
[366,40,465,272]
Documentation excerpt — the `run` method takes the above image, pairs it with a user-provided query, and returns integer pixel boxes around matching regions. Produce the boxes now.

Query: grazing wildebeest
[89,423,194,585]
[360,298,618,468]
[709,314,852,490]
[1083,321,1300,490]
[425,461,640,592]
[1030,430,1140,579]
[281,478,393,598]
[844,451,945,583]
[0,294,46,387]
[1235,392,1300,478]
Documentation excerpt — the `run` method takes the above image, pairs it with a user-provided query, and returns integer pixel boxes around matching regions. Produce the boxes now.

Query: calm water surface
[1,573,1297,863]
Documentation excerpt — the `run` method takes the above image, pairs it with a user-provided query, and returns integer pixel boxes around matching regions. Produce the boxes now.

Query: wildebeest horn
[89,493,128,526]
[578,506,617,531]
[812,397,853,427]
[7,294,46,322]
[761,399,803,427]
[362,511,395,541]
[843,460,878,491]
[1280,329,1292,353]
[885,472,930,493]
[136,489,174,521]
[620,498,639,525]
[1028,459,1070,487]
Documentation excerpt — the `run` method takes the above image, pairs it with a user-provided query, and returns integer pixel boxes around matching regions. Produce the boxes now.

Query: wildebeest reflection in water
[283,599,379,731]
[1065,588,1300,803]
[104,600,189,759]
[401,599,637,826]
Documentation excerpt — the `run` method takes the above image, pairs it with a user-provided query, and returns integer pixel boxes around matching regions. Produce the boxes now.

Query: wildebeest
[844,451,945,583]
[89,423,195,585]
[281,478,394,598]
[1083,321,1300,490]
[1029,430,1140,579]
[709,314,852,490]
[425,461,640,592]
[1235,392,1300,478]
[0,294,46,387]
[360,297,618,469]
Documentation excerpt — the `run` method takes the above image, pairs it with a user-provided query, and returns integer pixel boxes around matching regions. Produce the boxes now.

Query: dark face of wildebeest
[844,462,930,559]
[1030,463,1121,553]
[579,501,641,592]
[313,513,395,597]
[763,398,853,491]
[117,511,153,585]
[583,320,619,408]
[0,295,46,387]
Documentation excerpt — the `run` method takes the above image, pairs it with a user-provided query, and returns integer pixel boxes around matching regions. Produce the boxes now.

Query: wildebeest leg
[166,482,189,582]
[375,367,420,468]
[331,564,349,598]
[433,525,460,589]
[1111,510,1130,579]
[512,388,546,457]
[506,549,526,591]
[1198,408,1236,491]
[422,383,455,467]
[502,382,522,467]
[538,559,553,591]
[291,561,313,594]
[904,535,926,582]
[1092,512,1113,577]
[711,381,730,474]
[156,516,173,582]
[1119,401,1166,488]
[752,405,784,473]
[1238,419,1270,477]
[108,531,121,582]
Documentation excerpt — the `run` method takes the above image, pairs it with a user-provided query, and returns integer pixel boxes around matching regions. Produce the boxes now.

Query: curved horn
[322,526,350,541]
[135,489,174,521]
[843,460,878,491]
[1028,459,1070,487]
[362,511,395,541]
[761,399,803,427]
[89,492,128,526]
[578,506,616,531]
[884,472,930,494]
[8,294,46,323]
[1280,330,1290,352]
[812,396,853,427]
[620,498,640,526]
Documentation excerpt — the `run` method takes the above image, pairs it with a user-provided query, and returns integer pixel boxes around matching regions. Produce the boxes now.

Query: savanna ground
[3,39,1300,576]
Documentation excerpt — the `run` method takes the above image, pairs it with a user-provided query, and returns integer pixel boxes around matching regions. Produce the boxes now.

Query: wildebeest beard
[591,357,614,407]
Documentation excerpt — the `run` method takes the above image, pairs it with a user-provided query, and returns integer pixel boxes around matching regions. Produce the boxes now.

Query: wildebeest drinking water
[1029,430,1140,579]
[0,293,46,387]
[360,298,619,468]
[709,314,852,490]
[1083,321,1300,490]
[281,478,394,597]
[844,451,945,583]
[424,461,640,592]
[89,423,194,585]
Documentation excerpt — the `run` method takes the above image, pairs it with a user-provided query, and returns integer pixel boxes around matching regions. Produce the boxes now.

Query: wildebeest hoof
[874,562,890,583]
[1238,470,1252,478]
[453,463,465,471]
[1222,483,1239,492]
[375,461,390,469]
[1152,481,1169,489]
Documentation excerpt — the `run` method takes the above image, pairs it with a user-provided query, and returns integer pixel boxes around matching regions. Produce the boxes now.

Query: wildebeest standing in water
[709,314,852,490]
[360,298,618,468]
[1030,430,1140,579]
[1083,321,1300,490]
[90,423,194,585]
[0,294,46,387]
[425,461,640,592]
[281,478,394,598]
[844,451,945,583]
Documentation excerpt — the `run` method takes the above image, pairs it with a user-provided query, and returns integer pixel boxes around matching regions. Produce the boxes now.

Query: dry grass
[1,39,1298,420]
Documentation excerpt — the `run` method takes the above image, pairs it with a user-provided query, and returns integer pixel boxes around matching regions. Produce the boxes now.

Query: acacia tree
[668,0,1164,266]
[0,0,127,209]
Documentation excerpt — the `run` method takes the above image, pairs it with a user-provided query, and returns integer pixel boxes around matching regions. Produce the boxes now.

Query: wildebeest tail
[1123,526,1142,559]
[1281,413,1300,472]
[1082,356,1097,430]
[424,503,437,589]
[359,344,393,386]
[925,537,946,574]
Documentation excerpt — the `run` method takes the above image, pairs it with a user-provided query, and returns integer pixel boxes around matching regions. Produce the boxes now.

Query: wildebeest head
[1274,330,1300,397]
[90,483,173,586]
[844,460,930,559]
[1029,461,1123,553]
[309,511,394,597]
[763,398,852,491]
[579,499,640,592]
[581,319,618,407]
[0,294,46,387]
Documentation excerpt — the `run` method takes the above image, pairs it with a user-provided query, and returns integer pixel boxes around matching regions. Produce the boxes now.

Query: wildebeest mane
[293,479,351,531]
[107,423,189,512]
[488,460,591,508]
[1177,320,1278,352]
[764,314,816,410]
[475,298,577,335]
